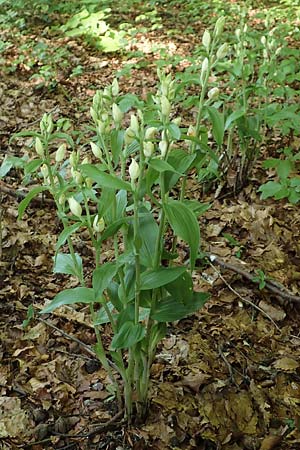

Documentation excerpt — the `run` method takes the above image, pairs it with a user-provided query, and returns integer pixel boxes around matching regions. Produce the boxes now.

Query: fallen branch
[209,255,300,304]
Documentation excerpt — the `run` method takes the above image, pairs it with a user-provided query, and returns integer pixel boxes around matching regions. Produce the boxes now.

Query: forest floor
[0,2,300,450]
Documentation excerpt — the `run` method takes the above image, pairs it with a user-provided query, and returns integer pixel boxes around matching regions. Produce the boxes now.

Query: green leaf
[151,292,210,322]
[225,109,245,130]
[258,181,284,199]
[110,321,146,350]
[40,287,95,313]
[53,253,83,279]
[165,270,193,303]
[140,266,186,290]
[164,200,200,270]
[148,158,183,175]
[110,129,124,164]
[22,304,35,329]
[277,159,293,179]
[18,186,49,219]
[24,159,43,175]
[92,262,118,300]
[94,302,115,325]
[167,122,181,140]
[127,210,159,268]
[49,132,74,148]
[0,155,27,178]
[147,323,167,354]
[80,164,132,191]
[56,223,82,251]
[207,106,224,147]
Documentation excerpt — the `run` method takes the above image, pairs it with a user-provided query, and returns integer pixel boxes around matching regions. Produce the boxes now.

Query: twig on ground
[209,255,300,304]
[204,260,281,331]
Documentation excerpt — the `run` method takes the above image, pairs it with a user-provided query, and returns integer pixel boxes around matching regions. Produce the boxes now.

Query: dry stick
[37,317,119,372]
[209,255,300,304]
[205,260,281,331]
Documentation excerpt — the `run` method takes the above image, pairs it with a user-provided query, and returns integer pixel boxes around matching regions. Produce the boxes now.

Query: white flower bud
[124,127,136,145]
[68,197,82,217]
[207,87,220,101]
[90,142,102,159]
[41,163,48,178]
[200,57,209,86]
[216,43,229,60]
[243,24,247,33]
[71,168,83,185]
[235,28,241,40]
[202,30,211,51]
[86,177,93,188]
[159,140,168,158]
[112,104,123,124]
[261,36,267,46]
[214,16,225,38]
[55,144,66,163]
[97,121,106,134]
[35,137,44,157]
[46,116,54,134]
[161,96,171,118]
[82,157,90,165]
[172,117,181,126]
[69,151,77,168]
[145,127,157,140]
[187,125,196,137]
[129,158,140,181]
[143,142,154,158]
[130,114,139,134]
[93,215,105,233]
[111,79,119,97]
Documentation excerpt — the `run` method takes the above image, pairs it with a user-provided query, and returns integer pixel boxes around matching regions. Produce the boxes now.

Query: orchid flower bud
[143,142,154,158]
[202,30,211,51]
[214,16,225,38]
[159,140,168,158]
[235,28,241,40]
[124,127,136,145]
[68,197,82,217]
[35,137,44,157]
[112,104,123,124]
[187,125,196,137]
[161,96,171,118]
[172,117,181,126]
[93,215,105,233]
[111,79,119,97]
[55,144,66,163]
[145,127,157,140]
[216,43,229,60]
[207,87,220,101]
[46,115,54,134]
[69,151,77,168]
[82,157,90,165]
[90,142,102,159]
[200,57,209,86]
[71,168,83,185]
[58,194,65,206]
[130,114,139,134]
[129,158,140,181]
[97,121,106,134]
[261,36,267,46]
[41,163,48,178]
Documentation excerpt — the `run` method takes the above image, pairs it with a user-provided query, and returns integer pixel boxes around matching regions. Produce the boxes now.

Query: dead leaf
[260,435,282,450]
[273,357,299,371]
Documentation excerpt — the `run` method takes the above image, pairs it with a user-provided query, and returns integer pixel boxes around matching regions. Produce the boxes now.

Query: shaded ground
[1,2,300,449]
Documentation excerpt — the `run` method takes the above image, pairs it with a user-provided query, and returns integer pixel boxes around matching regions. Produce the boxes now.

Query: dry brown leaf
[260,435,282,450]
[273,357,299,371]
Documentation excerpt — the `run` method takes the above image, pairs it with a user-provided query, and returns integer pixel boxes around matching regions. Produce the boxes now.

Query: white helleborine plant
[143,142,154,158]
[202,29,211,51]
